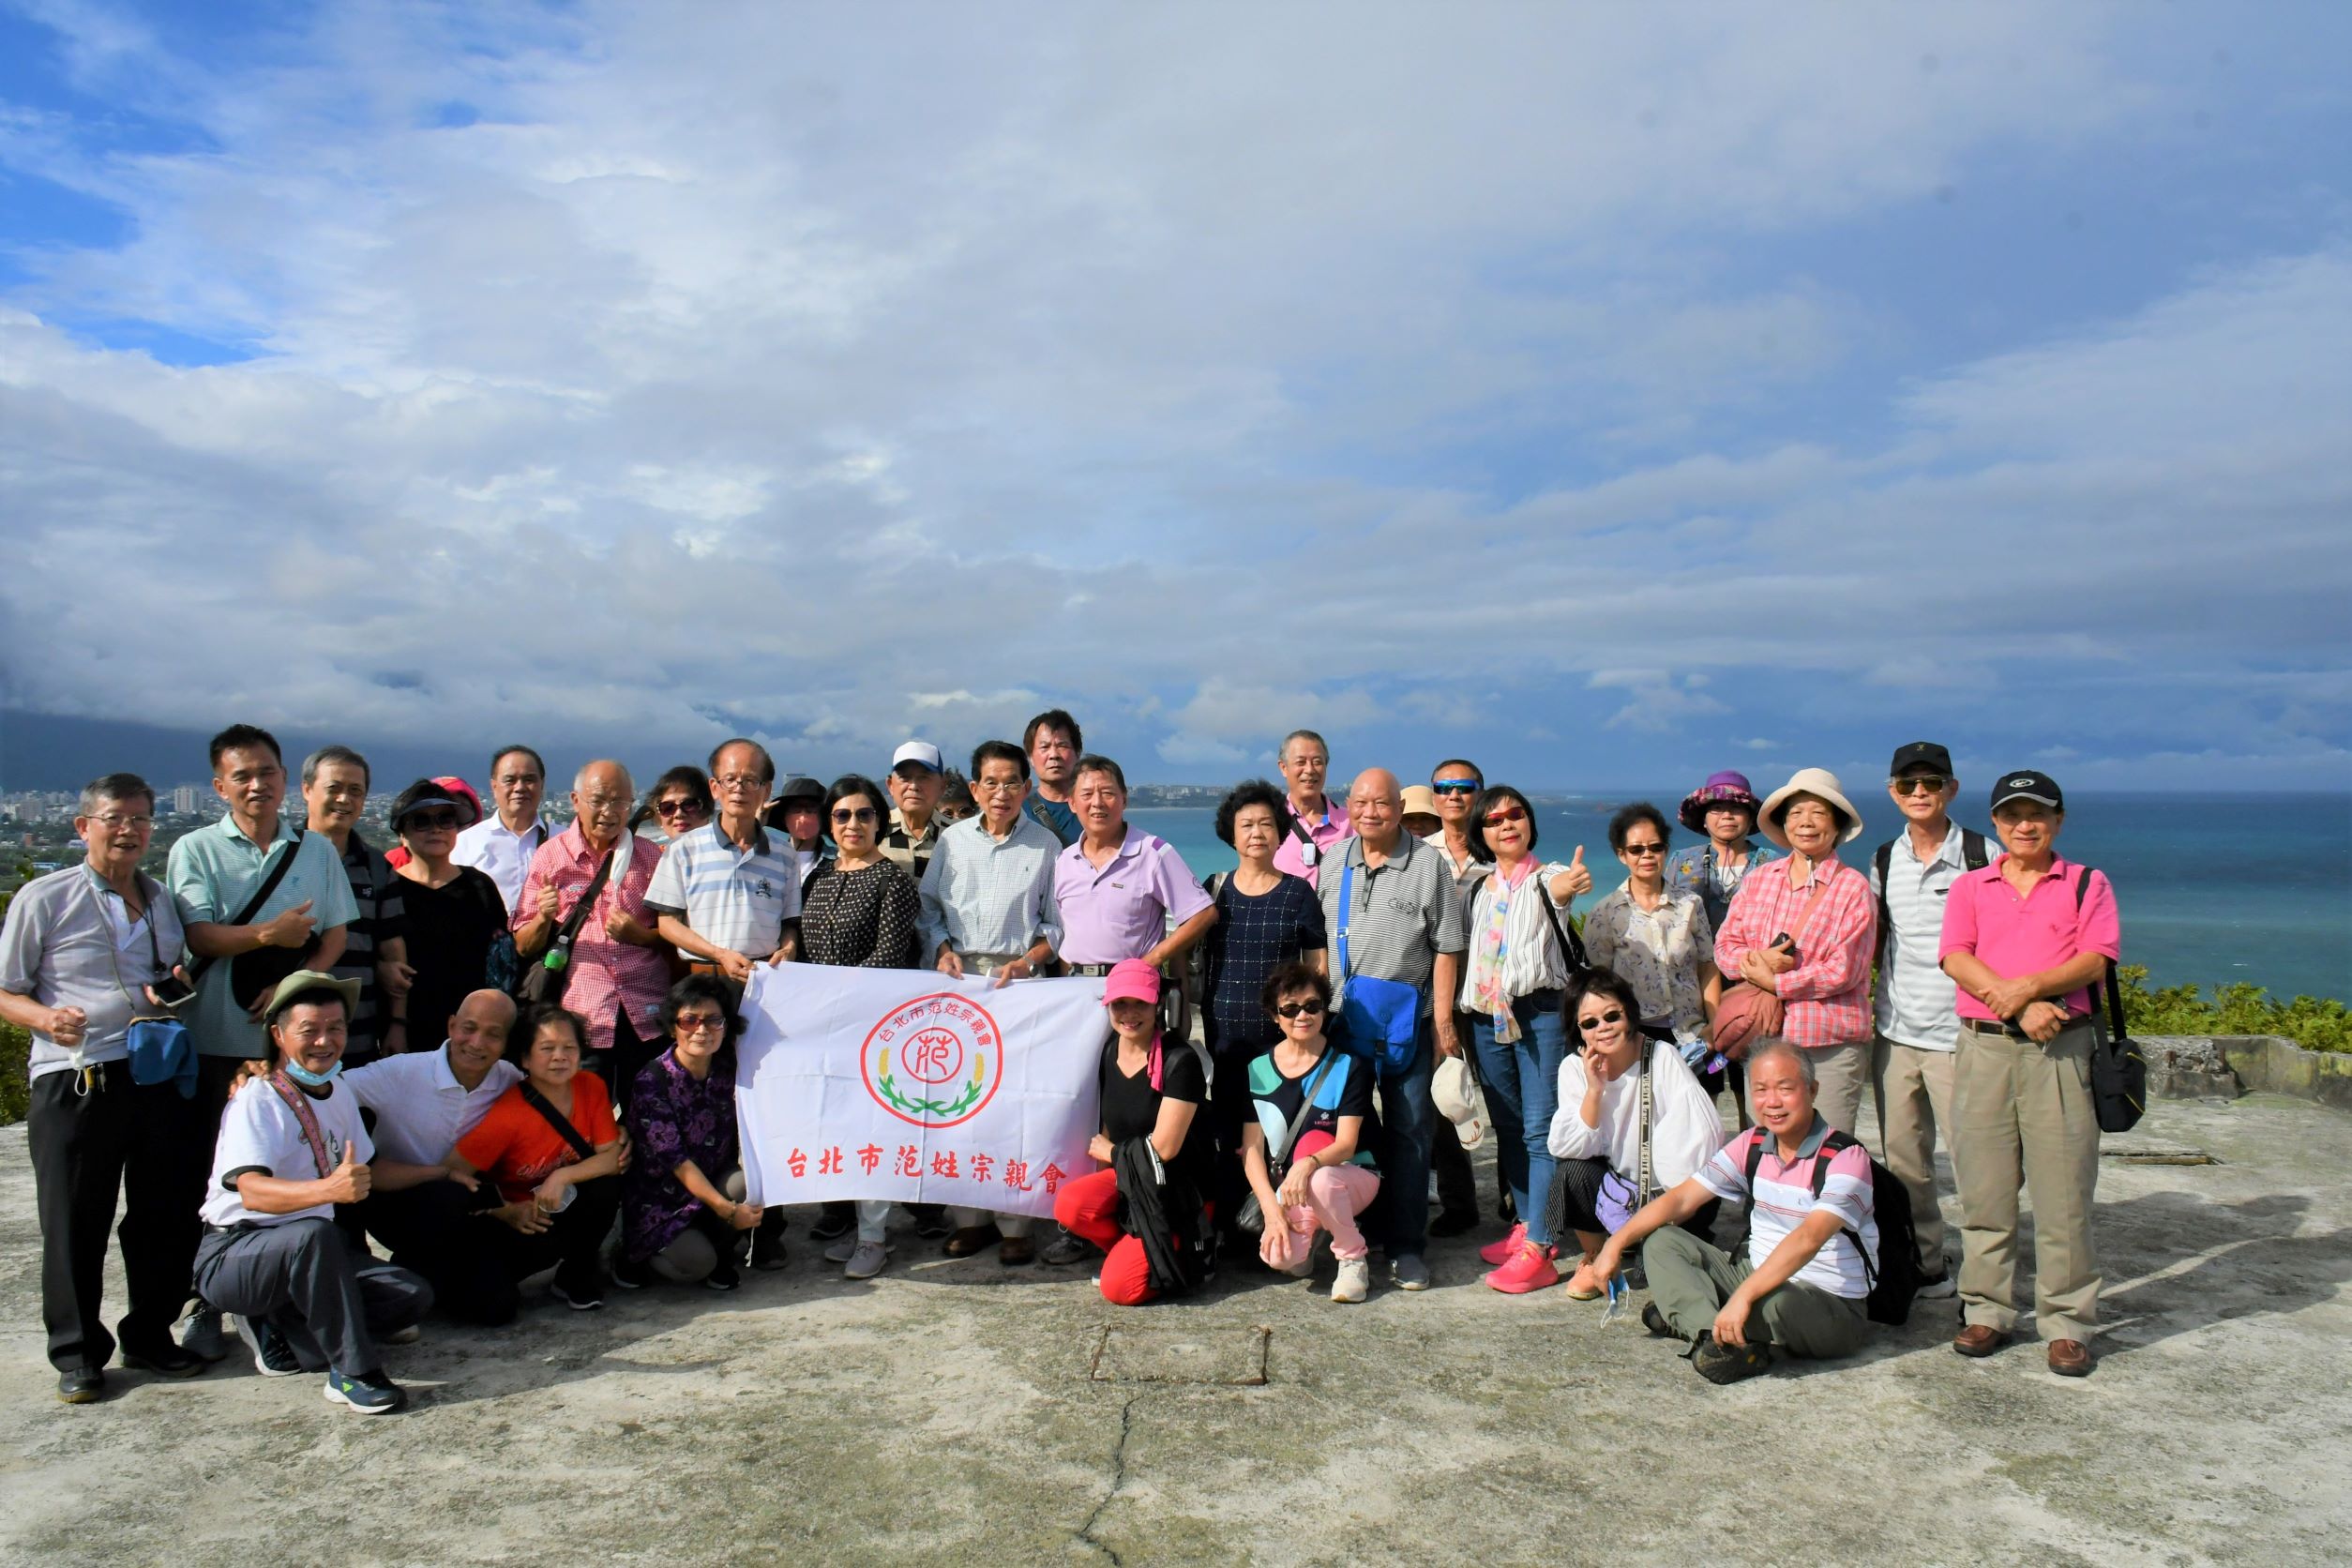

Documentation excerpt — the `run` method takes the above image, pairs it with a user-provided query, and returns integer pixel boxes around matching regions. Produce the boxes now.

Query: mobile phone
[149,973,197,1009]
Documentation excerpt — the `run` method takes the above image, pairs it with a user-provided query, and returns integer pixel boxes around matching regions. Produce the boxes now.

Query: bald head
[1348,768,1403,851]
[445,988,519,1086]
[572,759,634,848]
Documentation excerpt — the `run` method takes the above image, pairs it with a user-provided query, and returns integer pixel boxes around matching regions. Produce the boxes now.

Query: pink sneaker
[1477,1223,1527,1267]
[1484,1241,1560,1296]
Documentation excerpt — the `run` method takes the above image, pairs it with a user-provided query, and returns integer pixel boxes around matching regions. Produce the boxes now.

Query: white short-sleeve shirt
[202,1078,372,1229]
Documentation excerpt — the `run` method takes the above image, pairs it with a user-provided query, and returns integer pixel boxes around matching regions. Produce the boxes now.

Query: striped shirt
[642,821,802,958]
[1713,854,1876,1049]
[328,830,405,1054]
[1697,1122,1878,1299]
[917,813,1063,962]
[1867,823,1984,1051]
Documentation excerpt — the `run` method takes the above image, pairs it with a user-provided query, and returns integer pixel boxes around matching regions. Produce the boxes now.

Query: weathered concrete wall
[2221,1034,2352,1114]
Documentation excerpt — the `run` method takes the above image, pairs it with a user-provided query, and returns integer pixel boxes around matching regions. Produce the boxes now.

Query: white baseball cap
[891,740,945,775]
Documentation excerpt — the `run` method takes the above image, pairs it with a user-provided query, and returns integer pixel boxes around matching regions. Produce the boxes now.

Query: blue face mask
[281,1058,343,1088]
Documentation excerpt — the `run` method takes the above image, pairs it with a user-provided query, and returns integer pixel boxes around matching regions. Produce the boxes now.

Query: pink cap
[1102,958,1161,1005]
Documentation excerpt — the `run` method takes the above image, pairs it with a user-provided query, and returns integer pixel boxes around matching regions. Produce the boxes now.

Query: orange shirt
[456,1072,619,1202]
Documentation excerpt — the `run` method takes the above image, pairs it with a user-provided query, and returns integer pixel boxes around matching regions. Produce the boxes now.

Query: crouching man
[1590,1039,1877,1383]
[192,971,431,1414]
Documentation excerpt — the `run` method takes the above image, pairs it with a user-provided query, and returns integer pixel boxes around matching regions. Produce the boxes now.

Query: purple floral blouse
[624,1047,739,1261]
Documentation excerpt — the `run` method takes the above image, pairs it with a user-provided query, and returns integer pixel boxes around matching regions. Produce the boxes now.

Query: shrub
[2118,966,2352,1055]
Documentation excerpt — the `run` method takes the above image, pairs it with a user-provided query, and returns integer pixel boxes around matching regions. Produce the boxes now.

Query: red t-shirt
[456,1073,619,1202]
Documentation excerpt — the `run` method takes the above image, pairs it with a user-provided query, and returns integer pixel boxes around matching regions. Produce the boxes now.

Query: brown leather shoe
[998,1235,1035,1266]
[2046,1338,2094,1377]
[1952,1324,2009,1358]
[942,1224,1001,1258]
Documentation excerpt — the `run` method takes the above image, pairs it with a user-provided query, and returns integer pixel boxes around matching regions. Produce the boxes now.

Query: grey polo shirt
[1318,833,1468,1015]
[0,865,187,1081]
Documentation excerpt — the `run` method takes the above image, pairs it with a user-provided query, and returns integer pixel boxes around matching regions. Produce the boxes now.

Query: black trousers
[1204,1044,1263,1229]
[27,1063,215,1371]
[482,1174,622,1292]
[1548,1155,1722,1249]
[354,1180,520,1325]
[590,1009,666,1125]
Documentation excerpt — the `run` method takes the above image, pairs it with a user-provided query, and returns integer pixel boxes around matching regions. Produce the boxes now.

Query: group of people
[3,710,2123,1412]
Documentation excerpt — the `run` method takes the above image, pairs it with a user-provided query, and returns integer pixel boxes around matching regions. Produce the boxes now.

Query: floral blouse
[624,1048,739,1261]
[1581,884,1716,1036]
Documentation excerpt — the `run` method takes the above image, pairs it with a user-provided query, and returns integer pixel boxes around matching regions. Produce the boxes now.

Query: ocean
[1128,792,2352,1003]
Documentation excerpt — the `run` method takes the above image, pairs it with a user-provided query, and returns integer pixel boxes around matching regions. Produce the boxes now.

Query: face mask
[281,1058,343,1088]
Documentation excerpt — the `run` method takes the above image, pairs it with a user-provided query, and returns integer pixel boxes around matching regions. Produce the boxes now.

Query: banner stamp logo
[861,992,1004,1128]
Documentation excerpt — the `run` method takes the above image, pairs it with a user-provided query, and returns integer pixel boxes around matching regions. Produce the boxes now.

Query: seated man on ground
[1591,1038,1878,1383]
[191,971,431,1415]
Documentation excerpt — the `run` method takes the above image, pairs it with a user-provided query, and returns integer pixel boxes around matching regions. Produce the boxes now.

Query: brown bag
[1709,868,1834,1061]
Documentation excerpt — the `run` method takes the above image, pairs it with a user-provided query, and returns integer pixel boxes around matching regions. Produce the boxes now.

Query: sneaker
[843,1241,888,1280]
[1330,1258,1370,1304]
[236,1315,304,1378]
[1484,1242,1560,1295]
[611,1256,653,1290]
[1914,1269,1957,1300]
[323,1369,406,1414]
[1390,1255,1432,1292]
[175,1304,231,1364]
[380,1323,422,1346]
[750,1229,790,1272]
[823,1234,894,1265]
[1039,1231,1093,1267]
[1641,1302,1680,1339]
[1690,1333,1772,1385]
[550,1276,605,1312]
[704,1258,741,1292]
[55,1366,106,1404]
[1477,1223,1528,1268]
[809,1205,855,1243]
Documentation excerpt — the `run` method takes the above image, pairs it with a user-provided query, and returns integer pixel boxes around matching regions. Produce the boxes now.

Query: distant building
[173,784,200,815]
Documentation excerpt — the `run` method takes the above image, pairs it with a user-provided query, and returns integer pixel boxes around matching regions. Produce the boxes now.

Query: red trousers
[1053,1168,1159,1306]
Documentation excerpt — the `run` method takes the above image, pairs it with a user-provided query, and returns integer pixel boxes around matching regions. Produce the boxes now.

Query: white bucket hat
[1432,1056,1485,1149]
[1757,767,1867,848]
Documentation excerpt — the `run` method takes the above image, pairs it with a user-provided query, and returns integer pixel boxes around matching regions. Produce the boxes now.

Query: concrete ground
[2,1092,2347,1568]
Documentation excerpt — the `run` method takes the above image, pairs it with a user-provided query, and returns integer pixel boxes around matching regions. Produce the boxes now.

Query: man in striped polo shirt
[643,739,802,985]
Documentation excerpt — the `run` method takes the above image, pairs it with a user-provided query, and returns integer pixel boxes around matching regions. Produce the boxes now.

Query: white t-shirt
[1547,1039,1726,1191]
[202,1077,372,1229]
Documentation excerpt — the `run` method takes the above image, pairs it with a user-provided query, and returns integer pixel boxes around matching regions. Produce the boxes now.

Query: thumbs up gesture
[325,1135,371,1206]
[1555,843,1593,902]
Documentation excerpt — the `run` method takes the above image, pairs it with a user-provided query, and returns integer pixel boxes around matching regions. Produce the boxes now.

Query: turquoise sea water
[1129,792,2352,1003]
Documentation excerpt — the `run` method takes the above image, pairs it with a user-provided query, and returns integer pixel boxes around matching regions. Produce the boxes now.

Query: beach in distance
[1130,791,2352,1004]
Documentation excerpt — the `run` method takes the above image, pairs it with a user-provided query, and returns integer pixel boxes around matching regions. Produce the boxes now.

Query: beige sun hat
[1757,767,1867,848]
[1432,1055,1485,1149]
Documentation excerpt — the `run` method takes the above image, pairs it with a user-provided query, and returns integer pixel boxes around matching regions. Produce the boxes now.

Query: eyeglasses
[972,777,1024,794]
[831,807,879,825]
[1432,780,1480,795]
[1274,1000,1327,1018]
[1891,775,1949,796]
[672,1015,726,1035]
[404,811,461,831]
[656,798,708,818]
[714,775,767,792]
[86,813,154,830]
[1482,805,1527,826]
[1621,840,1666,858]
[1576,1009,1626,1032]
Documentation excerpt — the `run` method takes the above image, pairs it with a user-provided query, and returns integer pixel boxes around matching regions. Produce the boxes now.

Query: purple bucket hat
[1679,770,1761,832]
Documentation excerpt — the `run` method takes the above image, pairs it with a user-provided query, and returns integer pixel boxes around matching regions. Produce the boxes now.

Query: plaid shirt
[1712,854,1876,1049]
[514,824,670,1054]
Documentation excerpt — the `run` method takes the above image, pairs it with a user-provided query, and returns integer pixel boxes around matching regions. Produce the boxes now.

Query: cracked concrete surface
[2,1092,2347,1566]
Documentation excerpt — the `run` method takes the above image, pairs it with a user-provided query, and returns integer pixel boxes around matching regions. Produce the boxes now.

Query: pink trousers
[1258,1163,1381,1269]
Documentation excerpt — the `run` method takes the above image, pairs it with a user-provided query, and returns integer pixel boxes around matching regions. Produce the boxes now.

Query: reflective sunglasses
[1431,779,1480,795]
[1274,999,1328,1018]
[1482,805,1528,826]
[1576,1008,1627,1032]
[1891,775,1950,796]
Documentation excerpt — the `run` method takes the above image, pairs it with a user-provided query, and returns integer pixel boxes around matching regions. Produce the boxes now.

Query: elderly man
[452,745,553,912]
[1271,730,1349,888]
[645,738,801,985]
[1866,741,1992,1300]
[881,740,949,894]
[514,760,671,1118]
[1021,708,1083,847]
[920,740,1065,1261]
[191,971,432,1414]
[302,745,411,1063]
[1317,768,1468,1290]
[342,989,527,1323]
[1592,1039,1878,1383]
[1940,770,2120,1379]
[1,775,212,1402]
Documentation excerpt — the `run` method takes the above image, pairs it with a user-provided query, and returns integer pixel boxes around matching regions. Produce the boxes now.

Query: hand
[1590,1242,1623,1286]
[1435,1018,1464,1060]
[2020,1000,2069,1043]
[1713,1296,1751,1349]
[141,964,193,1009]
[1585,1043,1621,1085]
[1088,1133,1115,1165]
[935,946,965,979]
[534,1172,571,1213]
[726,1200,764,1231]
[324,1137,371,1205]
[1738,950,1781,989]
[1980,975,2038,1019]
[763,943,792,968]
[382,1018,408,1054]
[1551,846,1592,902]
[41,1005,87,1047]
[259,900,318,949]
[990,957,1034,989]
[445,1168,480,1193]
[495,1199,551,1234]
[1276,1162,1313,1211]
[535,884,561,923]
[605,907,656,945]
[1759,938,1798,975]
[376,958,415,1001]
[612,1129,633,1173]
[715,948,754,983]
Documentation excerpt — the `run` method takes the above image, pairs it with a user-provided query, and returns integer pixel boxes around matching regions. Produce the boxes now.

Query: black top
[393,865,507,1045]
[801,860,920,969]
[1200,872,1327,1054]
[1247,1047,1381,1171]
[1099,1036,1212,1192]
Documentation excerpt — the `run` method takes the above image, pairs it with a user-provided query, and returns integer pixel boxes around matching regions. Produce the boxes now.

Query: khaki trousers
[1645,1225,1870,1360]
[1872,1033,1957,1274]
[1760,1037,1870,1136]
[1952,1020,2103,1341]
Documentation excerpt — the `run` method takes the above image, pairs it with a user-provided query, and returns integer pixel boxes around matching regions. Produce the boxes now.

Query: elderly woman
[387,778,511,1050]
[1240,963,1381,1304]
[1545,967,1727,1298]
[1713,768,1877,1135]
[633,765,714,841]
[801,775,923,1279]
[1666,771,1785,935]
[1461,784,1593,1295]
[1583,803,1726,1092]
[617,975,776,1290]
[1198,779,1328,1232]
[446,1004,627,1311]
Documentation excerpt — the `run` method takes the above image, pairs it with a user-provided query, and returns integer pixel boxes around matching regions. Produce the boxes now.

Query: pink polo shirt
[1053,825,1214,966]
[1938,854,2120,1021]
[1271,795,1349,889]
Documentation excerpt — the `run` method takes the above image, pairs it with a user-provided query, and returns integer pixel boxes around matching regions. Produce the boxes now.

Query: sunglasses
[1274,999,1328,1018]
[1431,780,1480,795]
[1621,840,1666,857]
[1892,776,1949,796]
[1482,805,1528,826]
[831,807,879,825]
[404,811,461,831]
[672,1015,726,1035]
[1576,1009,1627,1032]
[656,799,708,818]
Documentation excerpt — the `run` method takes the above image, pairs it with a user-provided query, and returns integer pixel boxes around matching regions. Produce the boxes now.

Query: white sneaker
[1914,1268,1958,1300]
[1331,1259,1369,1304]
[844,1241,889,1280]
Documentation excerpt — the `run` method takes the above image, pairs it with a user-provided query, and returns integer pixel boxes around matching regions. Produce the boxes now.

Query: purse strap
[1530,865,1591,978]
[1635,1047,1656,1206]
[519,1080,597,1162]
[188,829,305,985]
[1336,862,1357,985]
[547,848,617,957]
[265,1068,336,1179]
[1268,1049,1341,1175]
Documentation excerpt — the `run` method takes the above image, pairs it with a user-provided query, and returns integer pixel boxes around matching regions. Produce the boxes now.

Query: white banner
[736,965,1106,1218]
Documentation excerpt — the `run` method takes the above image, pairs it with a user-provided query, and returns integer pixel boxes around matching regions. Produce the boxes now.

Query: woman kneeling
[1240,964,1382,1304]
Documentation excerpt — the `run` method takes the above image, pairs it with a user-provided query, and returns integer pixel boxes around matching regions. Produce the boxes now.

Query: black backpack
[1873,828,1990,965]
[1743,1128,1918,1326]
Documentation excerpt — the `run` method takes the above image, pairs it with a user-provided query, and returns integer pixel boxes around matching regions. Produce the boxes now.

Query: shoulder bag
[520,849,615,1007]
[1332,861,1422,1078]
[109,875,199,1098]
[188,830,318,1010]
[2076,867,2147,1134]
[1231,1049,1340,1236]
[1711,867,1834,1062]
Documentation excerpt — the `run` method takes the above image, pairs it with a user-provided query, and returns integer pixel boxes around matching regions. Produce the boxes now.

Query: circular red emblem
[861,993,1003,1129]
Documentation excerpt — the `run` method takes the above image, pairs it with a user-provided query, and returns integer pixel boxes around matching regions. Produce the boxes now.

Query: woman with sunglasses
[1240,963,1381,1303]
[797,775,921,1279]
[632,766,714,841]
[615,975,769,1291]
[1582,803,1726,1098]
[1545,968,1726,1300]
[387,779,511,1051]
[1462,785,1594,1295]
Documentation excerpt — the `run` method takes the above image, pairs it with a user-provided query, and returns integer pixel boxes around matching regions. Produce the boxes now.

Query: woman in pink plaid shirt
[1712,768,1878,1135]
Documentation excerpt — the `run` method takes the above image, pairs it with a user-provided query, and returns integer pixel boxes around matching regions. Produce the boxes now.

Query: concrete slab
[2,1093,2347,1566]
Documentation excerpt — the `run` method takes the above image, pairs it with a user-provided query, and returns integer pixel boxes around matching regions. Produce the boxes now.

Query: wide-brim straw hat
[1756,768,1867,848]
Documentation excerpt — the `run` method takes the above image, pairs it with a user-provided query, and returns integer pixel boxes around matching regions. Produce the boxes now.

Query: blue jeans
[1376,1019,1438,1260]
[1470,993,1570,1248]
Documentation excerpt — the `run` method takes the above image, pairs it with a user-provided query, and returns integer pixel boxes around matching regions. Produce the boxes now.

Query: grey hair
[1280,729,1328,762]
[78,773,156,818]
[1746,1038,1817,1092]
[301,744,369,789]
[573,759,635,796]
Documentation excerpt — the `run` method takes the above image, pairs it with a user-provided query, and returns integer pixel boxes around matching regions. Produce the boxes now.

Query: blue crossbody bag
[113,877,196,1099]
[1334,862,1423,1078]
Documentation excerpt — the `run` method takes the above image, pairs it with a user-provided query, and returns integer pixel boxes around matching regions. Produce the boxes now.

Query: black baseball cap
[1989,769,2065,813]
[1888,741,1953,778]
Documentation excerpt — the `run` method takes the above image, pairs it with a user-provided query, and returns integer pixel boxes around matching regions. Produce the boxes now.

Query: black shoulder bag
[193,831,319,1010]
[520,850,614,1007]
[2076,867,2146,1134]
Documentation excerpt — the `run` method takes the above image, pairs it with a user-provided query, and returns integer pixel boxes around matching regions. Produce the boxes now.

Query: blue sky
[3,1,2349,796]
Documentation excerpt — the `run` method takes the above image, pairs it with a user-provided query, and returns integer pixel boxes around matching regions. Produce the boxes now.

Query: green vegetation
[2117,966,2351,1055]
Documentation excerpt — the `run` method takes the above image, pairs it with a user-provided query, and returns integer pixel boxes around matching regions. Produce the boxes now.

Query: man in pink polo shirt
[1271,730,1349,889]
[1937,769,2121,1379]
